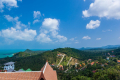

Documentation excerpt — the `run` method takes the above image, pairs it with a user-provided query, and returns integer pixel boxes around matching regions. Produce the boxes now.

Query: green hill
[0,48,103,71]
[13,49,46,58]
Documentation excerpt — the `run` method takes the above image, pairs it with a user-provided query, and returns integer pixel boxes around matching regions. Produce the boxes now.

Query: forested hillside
[1,48,120,80]
[13,49,46,58]
[0,48,102,70]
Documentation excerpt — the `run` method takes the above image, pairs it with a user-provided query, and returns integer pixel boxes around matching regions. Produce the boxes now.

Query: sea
[0,49,51,59]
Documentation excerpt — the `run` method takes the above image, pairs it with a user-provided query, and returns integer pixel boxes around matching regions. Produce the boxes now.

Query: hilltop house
[0,61,57,80]
[4,62,15,72]
[101,64,104,67]
[75,63,79,68]
[59,65,64,70]
[110,55,116,57]
[91,62,94,65]
[106,57,109,60]
[117,60,120,63]
[57,54,62,57]
[88,59,92,62]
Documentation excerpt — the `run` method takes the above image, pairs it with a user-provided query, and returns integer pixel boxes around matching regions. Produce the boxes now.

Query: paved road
[67,57,72,66]
[57,54,65,67]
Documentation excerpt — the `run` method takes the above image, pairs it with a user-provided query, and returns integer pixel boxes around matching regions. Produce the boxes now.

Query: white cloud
[36,33,52,43]
[1,15,37,43]
[4,15,19,22]
[56,35,67,42]
[96,38,101,40]
[33,19,40,24]
[33,11,41,19]
[0,0,21,12]
[83,0,120,19]
[70,38,74,41]
[42,18,59,31]
[86,20,100,29]
[84,0,86,2]
[18,0,22,1]
[1,27,37,41]
[82,36,91,40]
[37,18,67,43]
[4,15,27,29]
[102,29,112,32]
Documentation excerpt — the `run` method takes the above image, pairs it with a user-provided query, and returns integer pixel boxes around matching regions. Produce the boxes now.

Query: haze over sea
[0,49,50,58]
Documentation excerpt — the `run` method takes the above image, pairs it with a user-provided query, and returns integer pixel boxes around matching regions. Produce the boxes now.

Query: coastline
[0,49,51,58]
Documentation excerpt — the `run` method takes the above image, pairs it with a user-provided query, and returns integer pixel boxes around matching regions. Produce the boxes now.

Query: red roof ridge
[43,62,48,74]
[0,71,42,73]
[0,61,57,80]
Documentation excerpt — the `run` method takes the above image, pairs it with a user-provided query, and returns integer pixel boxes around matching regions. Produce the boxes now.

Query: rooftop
[0,61,57,80]
[4,62,15,65]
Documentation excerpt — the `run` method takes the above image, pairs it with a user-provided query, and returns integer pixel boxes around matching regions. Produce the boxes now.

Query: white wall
[4,64,14,70]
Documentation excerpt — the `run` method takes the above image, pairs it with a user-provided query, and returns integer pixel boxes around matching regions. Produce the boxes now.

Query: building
[75,63,79,68]
[110,55,115,57]
[88,59,92,62]
[117,60,120,63]
[59,65,64,70]
[91,62,94,65]
[0,61,57,80]
[101,64,104,67]
[4,62,15,71]
[57,54,62,57]
[106,57,109,60]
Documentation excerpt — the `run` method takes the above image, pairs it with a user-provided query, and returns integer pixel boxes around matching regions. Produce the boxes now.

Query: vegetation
[0,47,120,80]
[13,49,45,58]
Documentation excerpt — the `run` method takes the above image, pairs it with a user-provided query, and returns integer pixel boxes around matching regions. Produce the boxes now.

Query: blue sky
[0,0,120,49]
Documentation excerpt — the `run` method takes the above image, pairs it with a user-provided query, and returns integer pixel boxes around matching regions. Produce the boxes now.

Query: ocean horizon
[0,49,51,58]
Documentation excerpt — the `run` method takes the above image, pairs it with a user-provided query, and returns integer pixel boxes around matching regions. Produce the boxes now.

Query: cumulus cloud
[96,38,101,40]
[0,0,21,12]
[4,15,19,22]
[42,18,59,31]
[56,35,67,42]
[37,18,67,43]
[1,27,37,41]
[1,15,37,42]
[83,0,86,2]
[86,20,100,29]
[33,19,40,24]
[33,11,41,19]
[82,0,120,19]
[36,33,52,43]
[82,36,91,40]
[4,15,27,29]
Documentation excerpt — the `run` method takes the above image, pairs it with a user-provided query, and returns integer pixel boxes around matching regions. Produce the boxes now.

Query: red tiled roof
[0,62,57,80]
[117,60,120,63]
[42,62,57,80]
[0,72,41,80]
[91,62,94,65]
[88,59,91,60]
